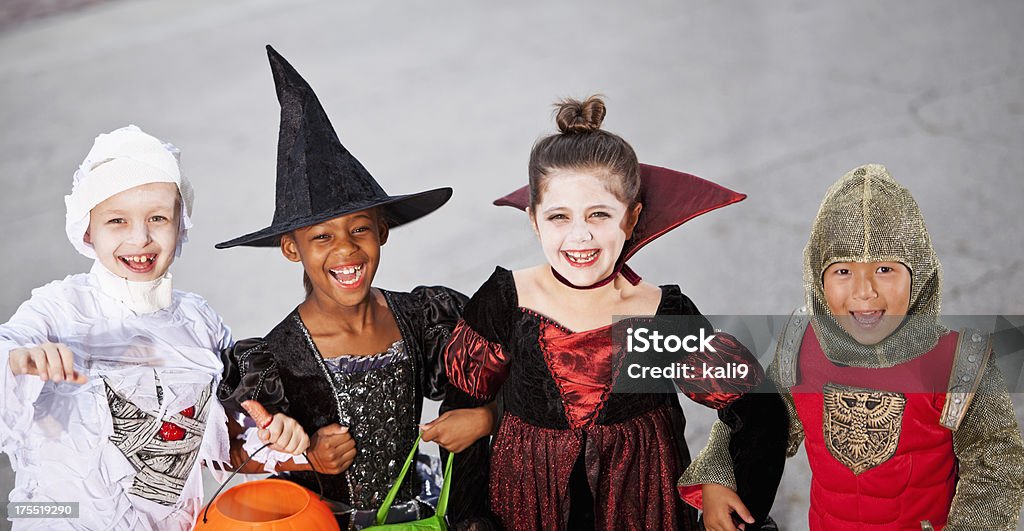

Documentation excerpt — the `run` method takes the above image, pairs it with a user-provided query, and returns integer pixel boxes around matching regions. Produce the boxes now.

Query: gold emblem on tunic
[822,383,906,475]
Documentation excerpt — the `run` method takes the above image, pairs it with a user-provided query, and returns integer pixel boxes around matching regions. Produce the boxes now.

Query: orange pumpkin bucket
[194,478,340,530]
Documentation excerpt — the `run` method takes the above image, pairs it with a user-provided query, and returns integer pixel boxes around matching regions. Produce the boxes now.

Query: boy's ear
[280,233,302,263]
[83,229,91,245]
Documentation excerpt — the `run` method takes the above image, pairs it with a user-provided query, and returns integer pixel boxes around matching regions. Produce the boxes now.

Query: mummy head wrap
[65,125,194,259]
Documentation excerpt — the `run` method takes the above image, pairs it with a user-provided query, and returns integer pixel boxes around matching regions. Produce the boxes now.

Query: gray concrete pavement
[0,0,109,32]
[1,1,1022,528]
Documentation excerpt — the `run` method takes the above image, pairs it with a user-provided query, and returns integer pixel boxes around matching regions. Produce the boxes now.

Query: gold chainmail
[947,361,1024,528]
[803,163,946,367]
[676,420,736,491]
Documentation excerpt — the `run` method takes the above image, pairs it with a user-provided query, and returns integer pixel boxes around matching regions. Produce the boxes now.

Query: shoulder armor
[940,328,992,431]
[776,306,811,388]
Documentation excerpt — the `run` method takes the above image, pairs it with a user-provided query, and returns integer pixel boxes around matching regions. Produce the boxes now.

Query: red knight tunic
[791,326,960,530]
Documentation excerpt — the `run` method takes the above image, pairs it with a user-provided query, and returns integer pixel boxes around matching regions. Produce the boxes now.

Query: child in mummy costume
[680,164,1024,530]
[0,126,306,530]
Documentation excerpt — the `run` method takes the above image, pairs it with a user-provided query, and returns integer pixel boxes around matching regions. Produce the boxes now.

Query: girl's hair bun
[554,95,606,134]
[529,94,639,209]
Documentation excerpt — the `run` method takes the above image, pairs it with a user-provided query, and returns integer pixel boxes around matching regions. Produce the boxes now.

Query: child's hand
[701,483,754,531]
[307,424,356,475]
[241,400,309,456]
[8,343,88,384]
[421,406,495,453]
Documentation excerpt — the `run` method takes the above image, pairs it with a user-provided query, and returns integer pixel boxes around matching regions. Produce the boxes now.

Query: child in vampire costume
[680,164,1024,529]
[441,96,787,531]
[216,46,493,530]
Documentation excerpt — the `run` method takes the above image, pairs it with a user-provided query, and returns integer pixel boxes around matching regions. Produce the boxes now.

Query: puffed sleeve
[217,337,289,416]
[946,358,1024,530]
[438,269,515,530]
[443,268,514,405]
[407,286,469,401]
[677,331,765,408]
[663,289,764,408]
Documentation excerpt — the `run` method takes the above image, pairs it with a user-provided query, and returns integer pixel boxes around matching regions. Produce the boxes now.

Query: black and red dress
[444,267,762,530]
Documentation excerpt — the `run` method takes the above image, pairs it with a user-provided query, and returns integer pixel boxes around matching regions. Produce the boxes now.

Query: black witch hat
[216,46,452,249]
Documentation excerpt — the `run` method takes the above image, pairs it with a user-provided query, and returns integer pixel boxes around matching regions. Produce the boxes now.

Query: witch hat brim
[216,45,452,249]
[215,187,452,248]
[493,163,746,262]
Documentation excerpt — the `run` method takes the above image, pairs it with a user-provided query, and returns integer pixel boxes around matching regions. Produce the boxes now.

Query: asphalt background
[1,1,1022,528]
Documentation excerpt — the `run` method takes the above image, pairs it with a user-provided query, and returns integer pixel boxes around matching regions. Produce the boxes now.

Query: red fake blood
[158,406,196,441]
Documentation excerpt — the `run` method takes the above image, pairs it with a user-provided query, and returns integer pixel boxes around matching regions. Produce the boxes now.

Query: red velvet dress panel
[444,267,761,531]
[490,407,689,531]
[536,316,617,429]
[791,326,959,530]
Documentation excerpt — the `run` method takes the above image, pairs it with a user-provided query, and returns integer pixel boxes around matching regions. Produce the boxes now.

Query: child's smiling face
[823,261,911,345]
[85,182,180,281]
[281,208,388,308]
[529,170,640,287]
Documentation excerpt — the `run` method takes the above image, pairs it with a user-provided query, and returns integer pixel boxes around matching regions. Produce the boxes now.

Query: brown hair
[528,95,641,209]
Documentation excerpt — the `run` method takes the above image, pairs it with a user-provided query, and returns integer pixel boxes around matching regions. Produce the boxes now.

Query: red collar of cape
[493,163,746,288]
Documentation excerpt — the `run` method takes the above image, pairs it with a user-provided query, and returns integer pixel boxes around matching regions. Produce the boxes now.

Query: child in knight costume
[682,164,1024,530]
[0,126,309,530]
[216,46,494,529]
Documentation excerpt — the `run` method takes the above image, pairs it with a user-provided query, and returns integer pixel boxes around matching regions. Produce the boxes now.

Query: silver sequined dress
[322,340,420,510]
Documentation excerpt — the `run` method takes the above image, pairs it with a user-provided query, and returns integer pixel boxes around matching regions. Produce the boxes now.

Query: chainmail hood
[803,164,945,366]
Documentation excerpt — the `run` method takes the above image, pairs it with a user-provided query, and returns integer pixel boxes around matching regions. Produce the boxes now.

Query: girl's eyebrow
[542,204,618,215]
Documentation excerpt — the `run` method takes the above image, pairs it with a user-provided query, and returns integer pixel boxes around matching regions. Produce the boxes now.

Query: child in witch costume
[216,46,494,529]
[683,164,1024,530]
[0,126,266,530]
[441,96,785,530]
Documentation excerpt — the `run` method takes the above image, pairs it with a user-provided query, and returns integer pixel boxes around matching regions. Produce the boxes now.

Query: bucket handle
[201,442,328,523]
[374,435,454,525]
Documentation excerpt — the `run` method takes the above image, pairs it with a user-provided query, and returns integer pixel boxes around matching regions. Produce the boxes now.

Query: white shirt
[0,271,232,530]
